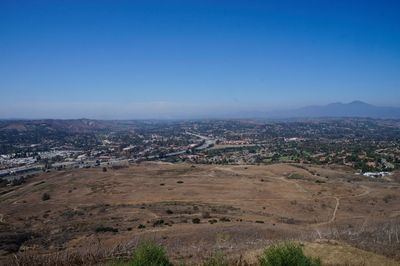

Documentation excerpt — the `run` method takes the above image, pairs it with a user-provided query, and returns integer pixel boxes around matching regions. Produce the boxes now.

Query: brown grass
[0,162,399,264]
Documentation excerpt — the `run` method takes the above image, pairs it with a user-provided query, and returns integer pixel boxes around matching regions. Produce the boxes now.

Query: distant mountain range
[1,101,400,121]
[0,119,115,133]
[267,101,400,119]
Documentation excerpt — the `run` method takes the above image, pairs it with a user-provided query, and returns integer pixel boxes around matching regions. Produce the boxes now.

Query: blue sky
[1,0,400,118]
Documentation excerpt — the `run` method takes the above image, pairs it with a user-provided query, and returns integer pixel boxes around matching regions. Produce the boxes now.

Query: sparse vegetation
[11,177,26,186]
[203,252,229,266]
[153,219,165,227]
[208,219,218,224]
[382,194,396,203]
[105,242,321,266]
[1,163,399,264]
[287,173,304,180]
[41,193,50,201]
[95,226,118,233]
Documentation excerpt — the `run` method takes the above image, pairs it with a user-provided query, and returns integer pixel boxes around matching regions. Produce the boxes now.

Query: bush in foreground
[259,242,321,266]
[108,241,172,266]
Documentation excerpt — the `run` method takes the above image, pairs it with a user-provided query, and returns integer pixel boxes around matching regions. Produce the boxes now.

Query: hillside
[1,163,399,265]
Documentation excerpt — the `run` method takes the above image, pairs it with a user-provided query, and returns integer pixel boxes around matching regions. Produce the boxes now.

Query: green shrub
[192,218,201,224]
[95,226,118,233]
[287,173,304,180]
[259,242,321,266]
[153,219,164,227]
[208,219,218,224]
[109,241,172,266]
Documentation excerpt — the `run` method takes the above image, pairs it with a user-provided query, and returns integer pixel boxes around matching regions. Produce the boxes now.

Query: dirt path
[277,176,309,193]
[313,185,371,227]
[329,197,340,223]
[211,166,310,194]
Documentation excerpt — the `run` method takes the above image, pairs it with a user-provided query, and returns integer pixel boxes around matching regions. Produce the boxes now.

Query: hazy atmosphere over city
[1,1,400,266]
[1,1,400,118]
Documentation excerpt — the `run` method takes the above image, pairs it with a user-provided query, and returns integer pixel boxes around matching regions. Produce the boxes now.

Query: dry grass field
[0,162,399,265]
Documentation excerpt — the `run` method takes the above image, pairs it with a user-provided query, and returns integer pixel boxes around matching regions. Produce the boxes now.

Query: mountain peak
[348,100,370,106]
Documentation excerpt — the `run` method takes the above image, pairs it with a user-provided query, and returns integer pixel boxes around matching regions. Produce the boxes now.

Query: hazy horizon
[1,100,400,120]
[1,1,400,119]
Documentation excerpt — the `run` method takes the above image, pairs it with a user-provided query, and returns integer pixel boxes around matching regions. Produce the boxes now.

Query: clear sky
[1,0,400,119]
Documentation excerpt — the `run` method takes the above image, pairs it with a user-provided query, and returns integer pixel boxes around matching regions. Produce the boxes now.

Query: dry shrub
[320,220,400,260]
[4,242,128,266]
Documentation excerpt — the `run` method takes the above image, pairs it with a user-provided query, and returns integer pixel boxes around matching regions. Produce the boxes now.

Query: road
[186,132,217,150]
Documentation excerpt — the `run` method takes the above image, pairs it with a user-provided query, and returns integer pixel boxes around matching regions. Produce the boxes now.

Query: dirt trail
[212,166,311,194]
[314,185,371,227]
[329,197,340,223]
[277,176,309,193]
